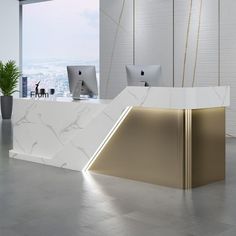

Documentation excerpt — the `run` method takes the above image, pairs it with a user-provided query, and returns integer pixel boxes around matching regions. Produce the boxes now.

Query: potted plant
[0,60,20,119]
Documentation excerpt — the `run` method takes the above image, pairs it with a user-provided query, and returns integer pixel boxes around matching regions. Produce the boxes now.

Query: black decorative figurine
[35,81,40,97]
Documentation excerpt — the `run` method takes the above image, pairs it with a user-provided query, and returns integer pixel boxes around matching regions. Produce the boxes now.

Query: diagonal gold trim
[182,0,193,87]
[104,0,127,97]
[83,106,132,172]
[192,0,203,87]
[101,9,130,34]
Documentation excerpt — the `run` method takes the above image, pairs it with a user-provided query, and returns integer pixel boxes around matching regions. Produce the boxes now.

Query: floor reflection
[0,119,13,156]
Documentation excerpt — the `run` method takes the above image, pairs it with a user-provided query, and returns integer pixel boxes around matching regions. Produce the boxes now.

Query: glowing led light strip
[82,106,132,172]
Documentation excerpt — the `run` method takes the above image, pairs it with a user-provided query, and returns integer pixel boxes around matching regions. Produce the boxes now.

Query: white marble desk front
[10,86,230,173]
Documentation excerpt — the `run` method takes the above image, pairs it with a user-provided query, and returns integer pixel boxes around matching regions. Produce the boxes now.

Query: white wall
[0,0,20,64]
[100,0,220,94]
[100,0,133,99]
[135,0,174,87]
[100,0,174,98]
[100,0,236,136]
[174,0,219,87]
[221,0,236,136]
[100,0,236,135]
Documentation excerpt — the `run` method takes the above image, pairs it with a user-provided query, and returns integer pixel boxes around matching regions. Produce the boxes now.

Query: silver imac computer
[126,65,161,87]
[67,66,98,100]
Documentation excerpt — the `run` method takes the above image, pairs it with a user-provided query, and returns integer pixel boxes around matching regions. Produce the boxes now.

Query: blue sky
[23,0,99,62]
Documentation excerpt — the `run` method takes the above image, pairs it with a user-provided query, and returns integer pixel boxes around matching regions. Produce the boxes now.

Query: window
[22,0,99,97]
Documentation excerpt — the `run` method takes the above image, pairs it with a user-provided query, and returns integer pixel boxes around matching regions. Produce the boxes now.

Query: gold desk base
[89,107,225,189]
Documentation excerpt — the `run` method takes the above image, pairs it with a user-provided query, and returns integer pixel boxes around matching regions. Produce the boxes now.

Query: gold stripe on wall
[218,0,221,86]
[192,0,203,87]
[182,0,193,87]
[104,0,126,97]
[133,0,135,65]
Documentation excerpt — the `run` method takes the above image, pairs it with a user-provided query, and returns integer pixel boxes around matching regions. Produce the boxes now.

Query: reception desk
[10,86,230,189]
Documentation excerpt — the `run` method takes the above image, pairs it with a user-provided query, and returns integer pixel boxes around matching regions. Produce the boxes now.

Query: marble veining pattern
[10,86,230,171]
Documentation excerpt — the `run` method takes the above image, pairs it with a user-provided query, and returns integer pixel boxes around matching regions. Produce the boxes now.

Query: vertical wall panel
[174,0,191,86]
[194,0,219,87]
[174,0,219,87]
[135,0,174,87]
[221,0,236,136]
[100,0,133,99]
[0,0,20,64]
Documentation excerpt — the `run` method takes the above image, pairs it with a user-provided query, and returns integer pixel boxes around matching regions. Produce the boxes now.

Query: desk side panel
[192,107,225,187]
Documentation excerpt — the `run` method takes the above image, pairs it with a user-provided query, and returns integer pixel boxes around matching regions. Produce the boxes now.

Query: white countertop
[124,86,230,109]
[16,86,230,109]
[16,97,111,105]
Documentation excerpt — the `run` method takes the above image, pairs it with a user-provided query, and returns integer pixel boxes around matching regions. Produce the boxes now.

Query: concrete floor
[0,120,236,236]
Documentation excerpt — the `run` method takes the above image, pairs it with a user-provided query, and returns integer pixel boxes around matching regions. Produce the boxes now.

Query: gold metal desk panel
[89,107,225,189]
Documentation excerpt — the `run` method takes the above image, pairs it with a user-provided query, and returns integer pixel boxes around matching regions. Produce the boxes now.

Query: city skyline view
[22,0,99,96]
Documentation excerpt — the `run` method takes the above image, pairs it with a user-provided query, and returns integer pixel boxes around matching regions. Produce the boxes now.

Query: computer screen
[67,66,98,99]
[126,65,161,87]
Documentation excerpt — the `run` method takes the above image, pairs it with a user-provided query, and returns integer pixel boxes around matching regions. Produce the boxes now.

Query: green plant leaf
[0,60,21,96]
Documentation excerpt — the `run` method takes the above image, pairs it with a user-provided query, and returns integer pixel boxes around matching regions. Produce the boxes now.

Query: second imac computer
[126,65,161,87]
[67,66,98,100]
